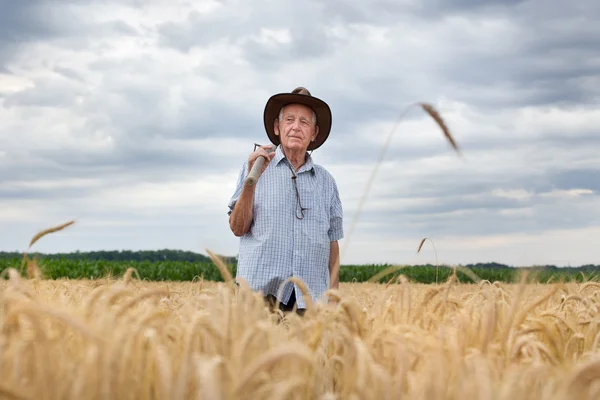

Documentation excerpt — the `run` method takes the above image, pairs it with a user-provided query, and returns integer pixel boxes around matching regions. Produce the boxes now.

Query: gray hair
[278,105,317,126]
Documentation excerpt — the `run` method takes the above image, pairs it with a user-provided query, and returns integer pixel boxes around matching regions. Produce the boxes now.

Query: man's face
[274,103,319,153]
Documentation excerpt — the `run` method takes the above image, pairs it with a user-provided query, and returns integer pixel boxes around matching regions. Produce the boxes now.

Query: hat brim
[263,93,332,151]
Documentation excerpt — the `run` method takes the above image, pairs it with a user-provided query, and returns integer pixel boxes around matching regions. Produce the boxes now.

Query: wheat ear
[28,220,75,248]
[20,219,76,275]
[417,237,439,285]
[340,102,461,268]
[206,249,234,283]
[418,103,461,155]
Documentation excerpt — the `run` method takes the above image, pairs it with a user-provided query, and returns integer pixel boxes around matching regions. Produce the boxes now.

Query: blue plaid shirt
[228,146,344,309]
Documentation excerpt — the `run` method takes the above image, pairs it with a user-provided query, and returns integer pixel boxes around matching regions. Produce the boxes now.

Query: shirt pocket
[299,189,330,240]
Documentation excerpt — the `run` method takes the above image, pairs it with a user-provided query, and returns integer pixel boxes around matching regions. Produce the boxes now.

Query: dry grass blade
[276,277,314,310]
[450,265,482,284]
[366,264,410,284]
[417,238,426,253]
[26,258,43,280]
[7,302,104,344]
[206,249,233,283]
[123,267,141,284]
[233,344,314,395]
[341,101,462,262]
[6,268,22,283]
[418,103,461,155]
[289,277,313,309]
[20,220,76,275]
[115,288,170,317]
[28,220,75,249]
[417,237,439,285]
[0,385,29,400]
[564,357,600,399]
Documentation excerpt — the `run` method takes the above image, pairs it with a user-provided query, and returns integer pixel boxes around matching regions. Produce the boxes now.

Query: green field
[1,250,599,284]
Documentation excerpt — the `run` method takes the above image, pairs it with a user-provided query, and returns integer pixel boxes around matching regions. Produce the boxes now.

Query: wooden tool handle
[246,145,276,186]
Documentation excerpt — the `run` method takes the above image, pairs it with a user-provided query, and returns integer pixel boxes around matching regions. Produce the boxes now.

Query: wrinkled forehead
[280,103,315,118]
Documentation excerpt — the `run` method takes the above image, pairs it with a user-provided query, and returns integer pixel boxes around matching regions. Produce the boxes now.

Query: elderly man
[227,87,344,314]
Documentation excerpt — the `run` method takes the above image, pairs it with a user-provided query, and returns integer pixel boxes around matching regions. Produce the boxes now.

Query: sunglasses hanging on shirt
[253,143,308,220]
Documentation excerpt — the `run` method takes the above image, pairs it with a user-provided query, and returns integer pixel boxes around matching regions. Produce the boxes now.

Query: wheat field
[1,269,600,400]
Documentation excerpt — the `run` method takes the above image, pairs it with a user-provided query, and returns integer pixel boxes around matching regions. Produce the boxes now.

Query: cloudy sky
[1,0,599,268]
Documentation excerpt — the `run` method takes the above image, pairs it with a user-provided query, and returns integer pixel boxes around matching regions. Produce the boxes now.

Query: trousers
[265,289,306,316]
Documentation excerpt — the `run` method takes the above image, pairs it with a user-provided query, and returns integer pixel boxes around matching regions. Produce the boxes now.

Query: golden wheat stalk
[274,276,314,312]
[417,237,439,285]
[339,102,462,274]
[418,103,461,155]
[0,385,28,400]
[20,220,76,276]
[0,271,598,398]
[123,267,141,284]
[366,264,410,284]
[206,249,233,283]
[28,220,76,249]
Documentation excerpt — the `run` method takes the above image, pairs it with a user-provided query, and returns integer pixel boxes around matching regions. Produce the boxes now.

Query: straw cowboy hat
[263,87,332,151]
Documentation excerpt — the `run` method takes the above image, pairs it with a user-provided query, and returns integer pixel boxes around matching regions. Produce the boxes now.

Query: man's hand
[247,145,276,181]
[229,145,276,237]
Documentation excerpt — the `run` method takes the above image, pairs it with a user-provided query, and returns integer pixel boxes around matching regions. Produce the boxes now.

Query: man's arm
[327,176,343,290]
[228,145,275,237]
[329,240,340,289]
[229,183,255,237]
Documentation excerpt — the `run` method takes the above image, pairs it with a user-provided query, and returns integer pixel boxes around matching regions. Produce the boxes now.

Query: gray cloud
[549,169,600,192]
[0,2,59,42]
[420,0,527,13]
[0,0,140,75]
[353,186,600,240]
[3,78,83,108]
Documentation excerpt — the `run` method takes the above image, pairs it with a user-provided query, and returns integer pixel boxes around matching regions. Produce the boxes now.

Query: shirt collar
[273,145,315,175]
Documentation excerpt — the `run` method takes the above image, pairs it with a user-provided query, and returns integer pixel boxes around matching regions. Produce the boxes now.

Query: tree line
[0,250,597,271]
[0,249,217,263]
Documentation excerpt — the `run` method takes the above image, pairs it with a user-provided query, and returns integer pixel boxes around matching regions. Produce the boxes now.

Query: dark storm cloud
[0,1,139,69]
[242,27,337,71]
[317,0,600,112]
[419,0,527,13]
[0,145,236,209]
[84,55,265,142]
[157,10,231,52]
[321,136,461,170]
[337,136,600,242]
[440,52,600,109]
[353,188,600,238]
[157,1,340,67]
[321,0,527,25]
[0,2,52,69]
[152,0,598,139]
[0,1,136,43]
[548,169,600,192]
[0,185,93,201]
[438,1,600,108]
[0,138,232,185]
[342,147,600,239]
[1,50,257,203]
[366,151,599,206]
[0,2,60,42]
